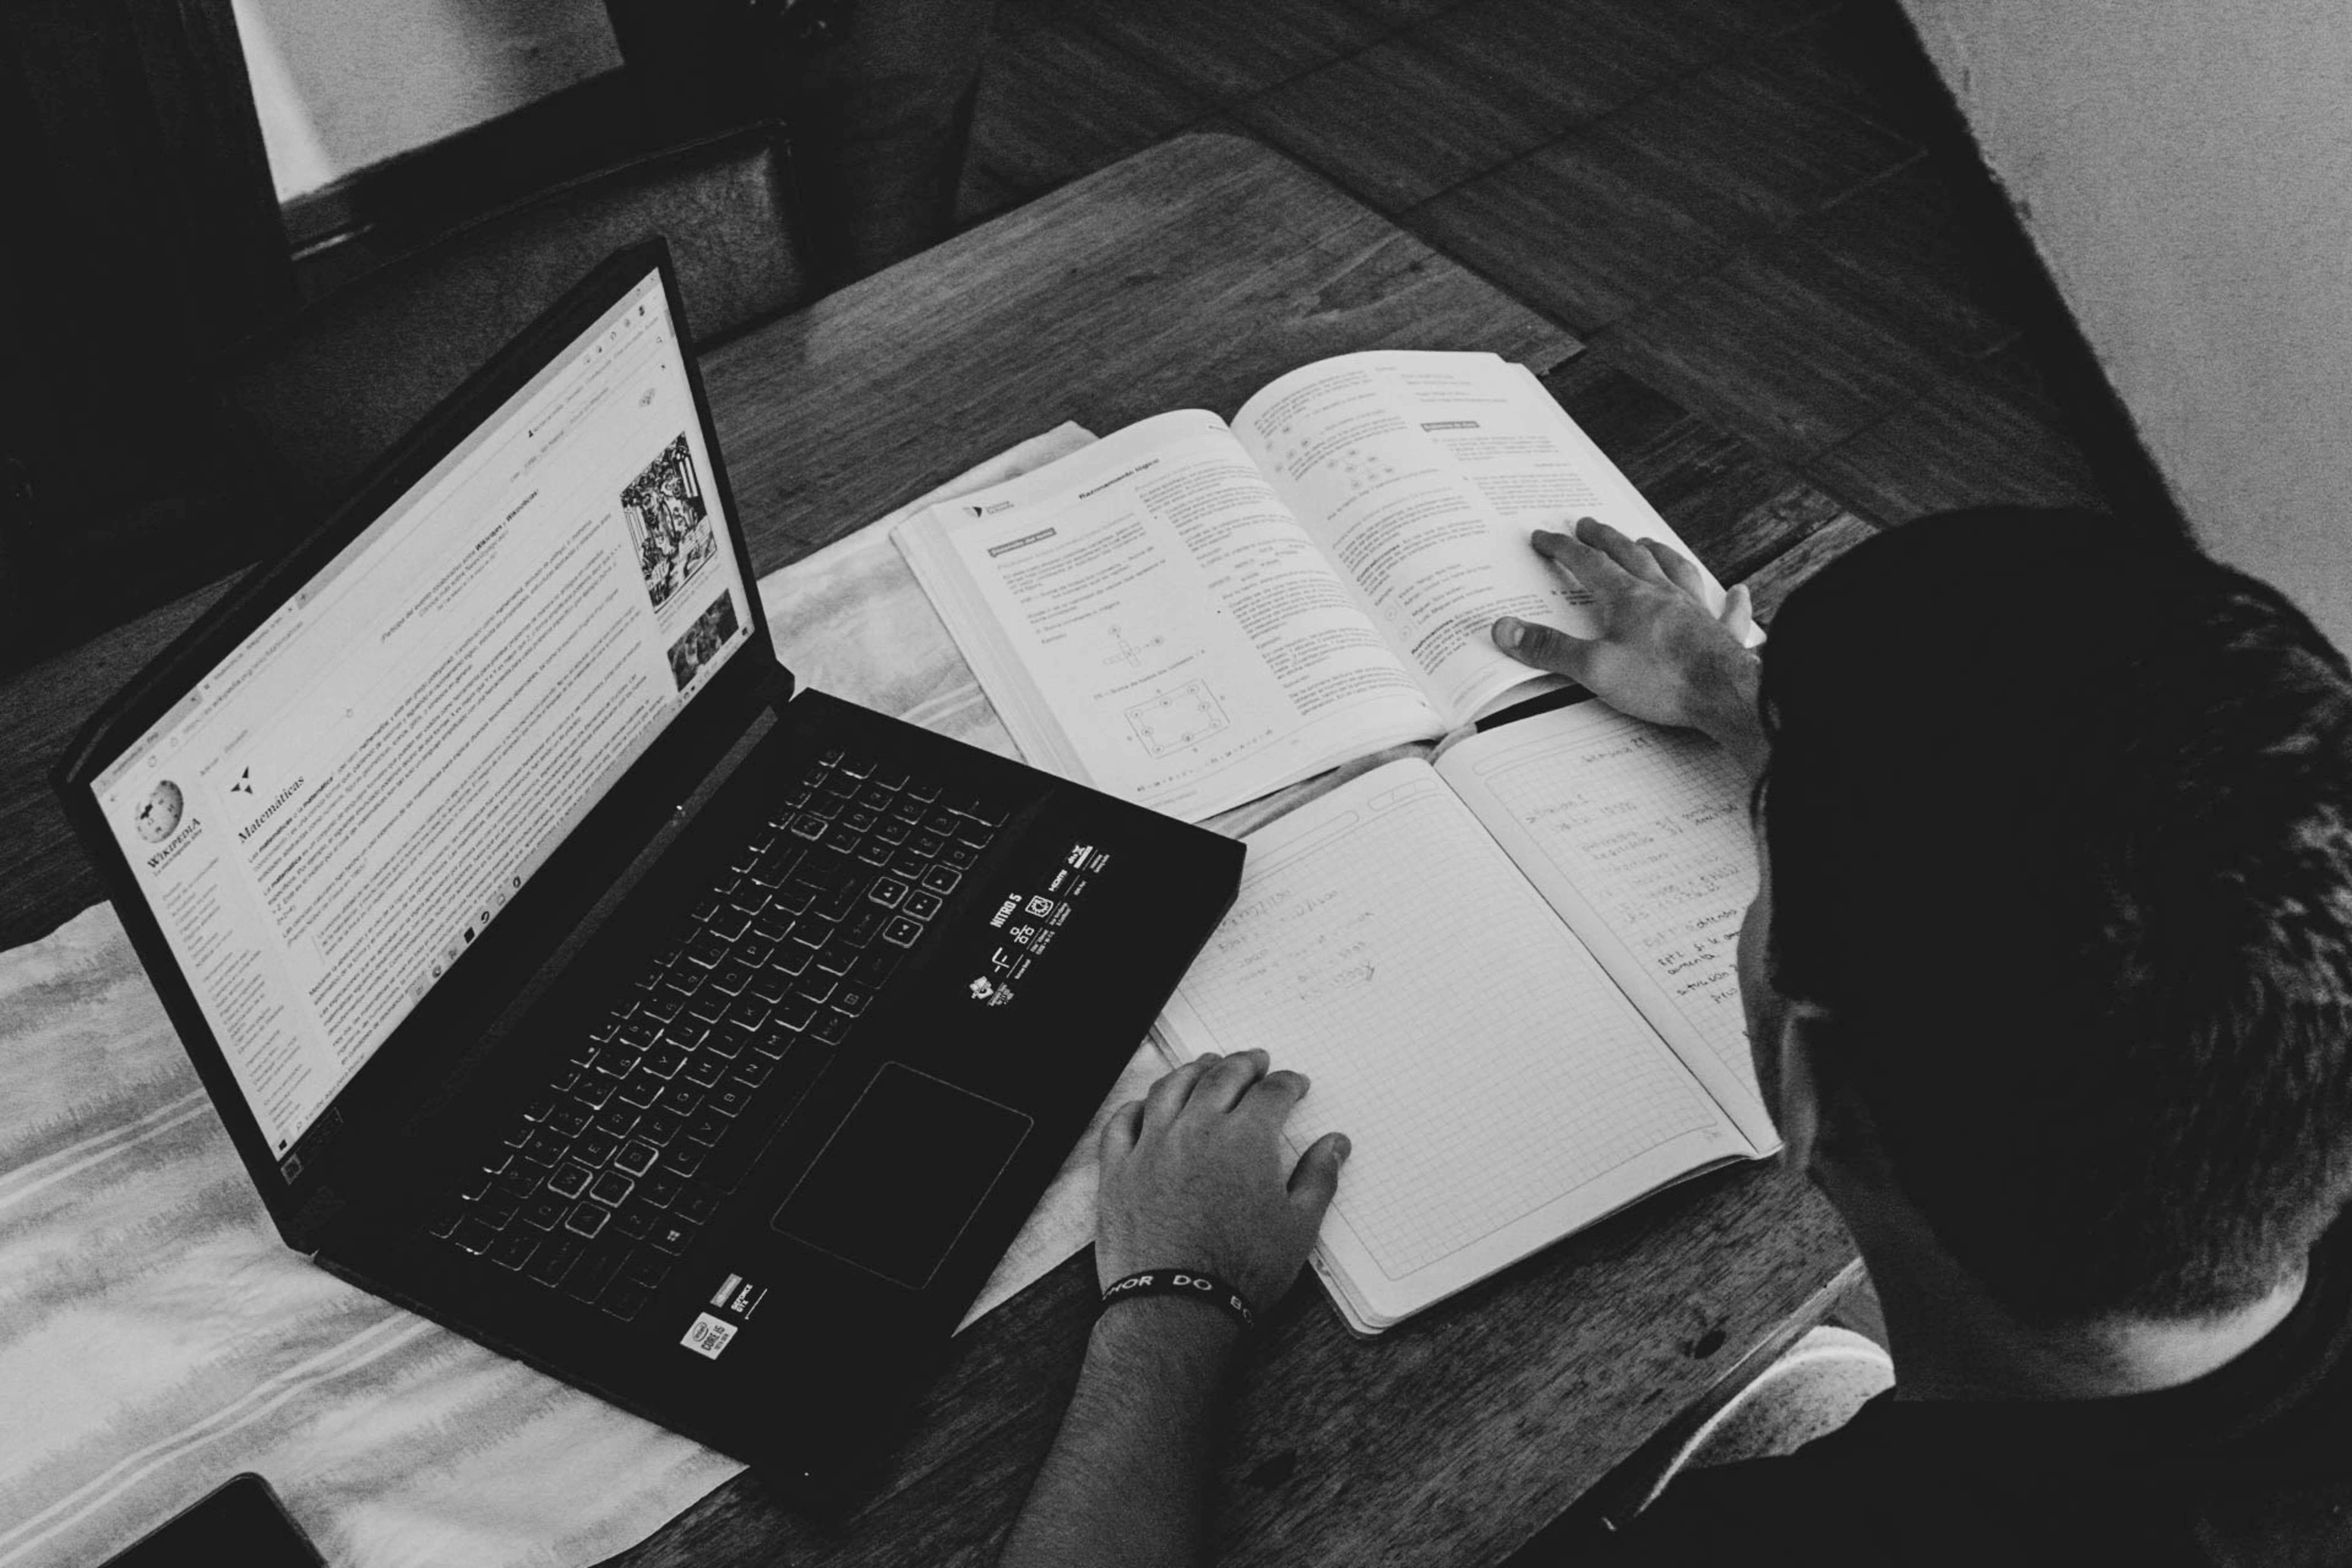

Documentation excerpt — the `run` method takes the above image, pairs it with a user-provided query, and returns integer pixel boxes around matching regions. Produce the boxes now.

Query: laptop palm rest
[771,1063,1031,1292]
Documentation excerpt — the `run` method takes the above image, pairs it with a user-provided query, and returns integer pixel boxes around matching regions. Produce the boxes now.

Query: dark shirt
[1606,1219,2352,1567]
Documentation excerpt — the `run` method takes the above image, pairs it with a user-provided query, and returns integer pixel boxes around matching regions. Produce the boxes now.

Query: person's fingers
[1287,1131,1351,1211]
[1099,1098,1145,1168]
[1493,615,1596,679]
[1575,517,1674,586]
[1194,1048,1271,1113]
[1241,1067,1311,1123]
[1142,1053,1219,1130]
[1530,524,1633,593]
[1641,538,1709,601]
[1719,583,1755,644]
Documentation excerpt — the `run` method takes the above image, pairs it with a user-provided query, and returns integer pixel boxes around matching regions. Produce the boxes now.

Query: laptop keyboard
[425,744,1008,1322]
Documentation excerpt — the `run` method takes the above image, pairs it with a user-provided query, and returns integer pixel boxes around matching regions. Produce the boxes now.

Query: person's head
[1740,508,2352,1327]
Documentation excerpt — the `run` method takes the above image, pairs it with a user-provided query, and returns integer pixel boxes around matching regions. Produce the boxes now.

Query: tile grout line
[1369,0,1880,214]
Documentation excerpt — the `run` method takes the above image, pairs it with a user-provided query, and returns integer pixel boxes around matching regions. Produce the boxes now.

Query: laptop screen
[86,266,753,1160]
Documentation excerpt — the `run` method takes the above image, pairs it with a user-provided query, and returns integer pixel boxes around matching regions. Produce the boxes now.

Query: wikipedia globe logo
[133,780,184,844]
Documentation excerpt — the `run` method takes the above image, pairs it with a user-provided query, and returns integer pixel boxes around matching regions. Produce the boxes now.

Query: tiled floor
[959,0,2111,529]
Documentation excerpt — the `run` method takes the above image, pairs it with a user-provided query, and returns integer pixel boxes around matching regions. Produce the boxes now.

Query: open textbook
[1156,699,1774,1334]
[896,350,1744,823]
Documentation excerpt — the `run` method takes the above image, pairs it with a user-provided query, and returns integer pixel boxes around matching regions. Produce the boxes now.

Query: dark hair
[1760,508,2352,1322]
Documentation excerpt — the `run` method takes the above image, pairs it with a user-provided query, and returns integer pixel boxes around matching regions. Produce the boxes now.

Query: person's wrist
[1101,1267,1259,1334]
[1690,644,1766,776]
[1091,1292,1250,1363]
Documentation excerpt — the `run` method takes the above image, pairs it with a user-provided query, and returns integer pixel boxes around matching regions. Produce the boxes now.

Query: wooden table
[0,135,1873,1566]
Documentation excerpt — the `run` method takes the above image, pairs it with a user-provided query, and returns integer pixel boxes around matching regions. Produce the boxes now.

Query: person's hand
[1492,517,1766,774]
[1096,1050,1349,1316]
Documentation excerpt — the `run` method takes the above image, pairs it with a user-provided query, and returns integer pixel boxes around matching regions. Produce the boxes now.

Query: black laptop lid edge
[53,241,795,1250]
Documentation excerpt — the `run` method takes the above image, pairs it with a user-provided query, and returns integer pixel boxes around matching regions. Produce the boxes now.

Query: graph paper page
[1156,757,1744,1328]
[1438,701,1777,1151]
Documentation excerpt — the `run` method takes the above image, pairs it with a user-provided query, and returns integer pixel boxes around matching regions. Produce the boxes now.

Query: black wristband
[1098,1269,1256,1335]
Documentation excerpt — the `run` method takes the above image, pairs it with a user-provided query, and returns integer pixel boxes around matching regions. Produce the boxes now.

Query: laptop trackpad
[771,1064,1032,1292]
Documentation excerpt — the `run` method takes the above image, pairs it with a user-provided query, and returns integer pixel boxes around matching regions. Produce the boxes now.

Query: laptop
[54,243,1245,1502]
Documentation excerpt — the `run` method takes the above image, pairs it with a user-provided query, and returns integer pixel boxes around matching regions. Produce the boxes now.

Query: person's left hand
[1096,1050,1349,1316]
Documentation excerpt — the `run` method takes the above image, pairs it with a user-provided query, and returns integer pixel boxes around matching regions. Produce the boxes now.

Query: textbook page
[1231,352,1735,727]
[1437,702,1778,1151]
[1154,757,1749,1332]
[897,411,1445,821]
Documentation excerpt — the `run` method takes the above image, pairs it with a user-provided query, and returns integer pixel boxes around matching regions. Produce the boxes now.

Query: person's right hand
[1492,517,1766,774]
[1095,1049,1348,1319]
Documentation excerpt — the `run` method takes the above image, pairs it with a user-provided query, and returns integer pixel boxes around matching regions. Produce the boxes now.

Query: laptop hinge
[292,1185,348,1250]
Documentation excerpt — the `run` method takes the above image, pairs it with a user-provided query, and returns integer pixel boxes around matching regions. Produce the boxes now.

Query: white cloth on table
[0,899,742,1568]
[0,424,1125,1568]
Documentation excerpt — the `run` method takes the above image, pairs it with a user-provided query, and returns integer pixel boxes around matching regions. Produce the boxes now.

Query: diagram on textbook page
[1125,679,1229,758]
[1099,622,1167,672]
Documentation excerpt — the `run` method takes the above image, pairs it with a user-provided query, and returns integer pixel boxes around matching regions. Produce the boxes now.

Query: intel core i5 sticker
[681,1311,738,1359]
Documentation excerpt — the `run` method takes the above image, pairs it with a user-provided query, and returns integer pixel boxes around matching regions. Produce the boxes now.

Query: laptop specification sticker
[708,1271,771,1321]
[681,1312,738,1359]
[974,840,1113,1000]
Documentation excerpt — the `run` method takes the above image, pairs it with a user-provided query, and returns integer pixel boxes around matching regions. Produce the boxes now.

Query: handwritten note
[1442,703,1765,1125]
[1161,761,1723,1286]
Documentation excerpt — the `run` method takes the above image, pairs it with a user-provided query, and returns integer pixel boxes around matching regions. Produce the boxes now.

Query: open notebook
[1153,699,1773,1334]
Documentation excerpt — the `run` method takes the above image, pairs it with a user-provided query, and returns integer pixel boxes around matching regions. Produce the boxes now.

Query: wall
[1896,1,2352,652]
[231,0,619,202]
